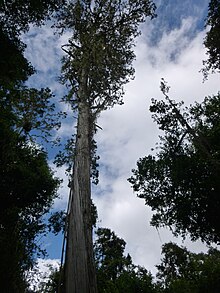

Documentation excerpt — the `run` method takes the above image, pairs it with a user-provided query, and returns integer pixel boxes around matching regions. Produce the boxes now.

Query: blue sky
[23,0,220,279]
[150,0,208,40]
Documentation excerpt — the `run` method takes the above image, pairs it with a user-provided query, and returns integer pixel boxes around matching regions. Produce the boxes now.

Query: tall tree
[129,80,220,244]
[56,1,156,292]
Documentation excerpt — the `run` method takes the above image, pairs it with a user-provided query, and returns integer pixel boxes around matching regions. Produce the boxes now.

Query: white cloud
[37,258,60,274]
[22,25,61,73]
[28,258,60,291]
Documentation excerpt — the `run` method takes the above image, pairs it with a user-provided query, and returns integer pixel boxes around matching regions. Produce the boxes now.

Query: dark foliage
[129,81,220,244]
[157,242,220,293]
[0,0,65,36]
[94,228,158,293]
[0,1,65,290]
[203,0,220,77]
[0,29,34,86]
[0,108,60,291]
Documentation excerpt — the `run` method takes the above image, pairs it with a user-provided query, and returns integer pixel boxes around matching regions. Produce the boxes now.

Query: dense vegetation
[129,80,220,244]
[0,1,63,291]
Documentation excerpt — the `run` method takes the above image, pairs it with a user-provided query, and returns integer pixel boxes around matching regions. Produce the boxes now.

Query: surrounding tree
[0,0,64,143]
[94,227,158,293]
[156,242,220,293]
[55,1,156,292]
[0,84,62,290]
[0,1,66,290]
[129,80,220,244]
[203,0,220,78]
[0,0,65,87]
[0,0,65,35]
[95,228,131,283]
[0,110,60,291]
[0,29,34,88]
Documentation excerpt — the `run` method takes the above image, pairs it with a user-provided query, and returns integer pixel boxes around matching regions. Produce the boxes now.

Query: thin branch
[175,130,188,149]
[61,45,75,58]
[67,40,81,49]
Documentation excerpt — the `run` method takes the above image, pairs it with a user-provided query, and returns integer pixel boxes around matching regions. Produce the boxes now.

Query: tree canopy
[129,80,220,244]
[156,242,220,293]
[57,0,156,112]
[94,227,158,293]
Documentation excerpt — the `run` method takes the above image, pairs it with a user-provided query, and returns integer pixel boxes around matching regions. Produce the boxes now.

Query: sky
[23,0,220,279]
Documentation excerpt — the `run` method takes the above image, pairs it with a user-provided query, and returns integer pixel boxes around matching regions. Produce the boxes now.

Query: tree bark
[64,70,97,293]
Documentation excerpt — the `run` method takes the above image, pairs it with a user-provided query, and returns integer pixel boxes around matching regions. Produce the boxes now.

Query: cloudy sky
[23,0,220,277]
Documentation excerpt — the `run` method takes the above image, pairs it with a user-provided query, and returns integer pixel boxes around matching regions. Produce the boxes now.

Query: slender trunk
[64,71,97,293]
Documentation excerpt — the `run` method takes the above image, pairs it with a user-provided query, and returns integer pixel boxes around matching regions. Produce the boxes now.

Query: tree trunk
[64,71,97,293]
